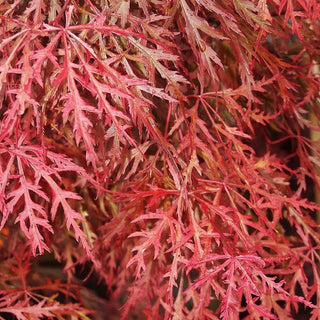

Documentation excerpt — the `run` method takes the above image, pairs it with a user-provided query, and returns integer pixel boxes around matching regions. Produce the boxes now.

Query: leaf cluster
[0,0,320,319]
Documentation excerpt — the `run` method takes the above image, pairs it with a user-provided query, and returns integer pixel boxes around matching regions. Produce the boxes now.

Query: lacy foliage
[0,0,320,319]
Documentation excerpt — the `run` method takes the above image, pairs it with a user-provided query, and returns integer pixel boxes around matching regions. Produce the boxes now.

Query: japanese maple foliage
[1,0,320,319]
